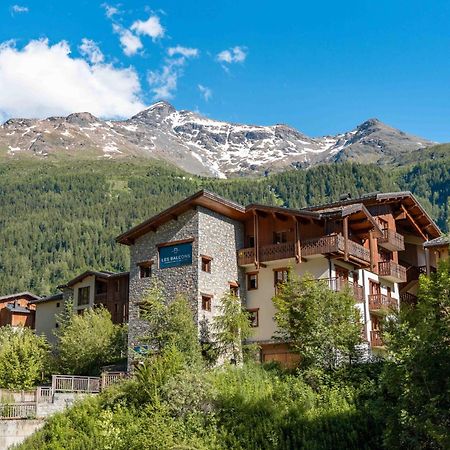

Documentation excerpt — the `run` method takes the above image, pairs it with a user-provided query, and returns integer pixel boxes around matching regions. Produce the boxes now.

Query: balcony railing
[320,277,364,302]
[378,261,407,283]
[368,293,398,311]
[400,292,418,305]
[378,229,405,251]
[370,330,383,347]
[237,234,370,266]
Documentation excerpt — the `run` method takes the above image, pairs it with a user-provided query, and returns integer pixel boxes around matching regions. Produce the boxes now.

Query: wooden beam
[343,216,349,261]
[294,216,301,263]
[253,210,260,269]
[401,205,427,240]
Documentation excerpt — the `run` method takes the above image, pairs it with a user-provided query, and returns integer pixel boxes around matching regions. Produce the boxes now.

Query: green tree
[382,260,450,449]
[212,292,254,365]
[0,326,50,389]
[138,279,201,365]
[57,307,126,375]
[273,273,362,370]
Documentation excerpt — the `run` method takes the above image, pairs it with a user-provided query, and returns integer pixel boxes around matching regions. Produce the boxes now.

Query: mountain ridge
[0,101,436,178]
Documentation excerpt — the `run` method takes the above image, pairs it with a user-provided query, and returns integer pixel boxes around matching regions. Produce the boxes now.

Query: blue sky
[1,0,450,141]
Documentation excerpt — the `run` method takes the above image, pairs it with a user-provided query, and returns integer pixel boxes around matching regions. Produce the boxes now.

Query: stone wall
[0,419,44,449]
[197,207,245,331]
[128,209,199,362]
[127,206,245,366]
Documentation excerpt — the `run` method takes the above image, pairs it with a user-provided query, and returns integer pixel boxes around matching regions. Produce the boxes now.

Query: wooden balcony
[378,261,407,283]
[237,234,370,267]
[400,292,418,306]
[370,330,384,347]
[368,293,398,311]
[378,228,405,251]
[321,277,364,302]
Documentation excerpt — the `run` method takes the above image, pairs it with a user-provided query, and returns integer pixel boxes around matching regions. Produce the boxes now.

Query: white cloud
[167,46,199,58]
[102,3,119,19]
[198,84,212,101]
[79,39,104,64]
[11,4,29,14]
[217,46,247,64]
[131,15,165,40]
[0,39,145,121]
[148,49,198,100]
[112,24,143,56]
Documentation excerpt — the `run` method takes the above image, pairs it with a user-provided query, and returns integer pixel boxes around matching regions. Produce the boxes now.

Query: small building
[0,292,38,328]
[117,190,442,367]
[59,270,129,324]
[28,293,64,345]
[424,236,449,269]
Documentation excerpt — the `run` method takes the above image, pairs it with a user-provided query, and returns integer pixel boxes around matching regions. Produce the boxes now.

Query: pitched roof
[304,191,441,239]
[28,292,64,305]
[58,270,129,288]
[424,236,450,248]
[116,190,246,245]
[5,302,34,314]
[0,292,40,303]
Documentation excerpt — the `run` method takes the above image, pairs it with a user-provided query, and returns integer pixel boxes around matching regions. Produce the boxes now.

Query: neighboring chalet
[29,293,64,345]
[424,236,449,268]
[58,270,129,324]
[117,190,441,366]
[0,292,37,328]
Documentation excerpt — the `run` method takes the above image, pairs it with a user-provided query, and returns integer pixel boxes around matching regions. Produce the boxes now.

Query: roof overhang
[116,190,246,245]
[0,292,40,303]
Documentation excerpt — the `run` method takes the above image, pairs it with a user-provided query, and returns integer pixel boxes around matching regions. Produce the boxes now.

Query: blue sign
[159,242,193,269]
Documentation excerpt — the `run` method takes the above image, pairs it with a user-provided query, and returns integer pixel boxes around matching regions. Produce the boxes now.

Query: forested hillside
[0,158,448,296]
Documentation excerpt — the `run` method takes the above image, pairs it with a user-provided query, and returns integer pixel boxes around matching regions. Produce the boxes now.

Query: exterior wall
[0,296,35,328]
[245,257,330,343]
[72,276,96,312]
[197,207,245,331]
[128,208,199,359]
[34,300,62,345]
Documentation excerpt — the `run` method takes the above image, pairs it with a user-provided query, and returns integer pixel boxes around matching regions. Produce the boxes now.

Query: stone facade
[127,206,245,365]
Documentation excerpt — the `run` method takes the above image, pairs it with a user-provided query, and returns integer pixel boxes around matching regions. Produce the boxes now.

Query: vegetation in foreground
[16,262,450,450]
[0,158,448,295]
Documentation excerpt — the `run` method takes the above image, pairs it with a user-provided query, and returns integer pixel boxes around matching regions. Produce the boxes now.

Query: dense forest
[0,157,448,296]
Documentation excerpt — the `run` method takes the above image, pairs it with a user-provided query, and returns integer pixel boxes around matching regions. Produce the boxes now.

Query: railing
[370,330,383,347]
[36,386,53,403]
[237,247,256,265]
[320,277,364,302]
[260,242,296,262]
[378,261,407,282]
[368,293,398,311]
[237,234,370,266]
[52,375,100,393]
[101,371,128,389]
[400,292,418,305]
[378,229,405,251]
[301,235,340,257]
[0,402,36,419]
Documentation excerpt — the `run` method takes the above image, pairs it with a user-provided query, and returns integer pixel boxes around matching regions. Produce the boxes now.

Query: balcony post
[368,230,377,273]
[294,216,301,263]
[253,210,259,269]
[343,216,349,261]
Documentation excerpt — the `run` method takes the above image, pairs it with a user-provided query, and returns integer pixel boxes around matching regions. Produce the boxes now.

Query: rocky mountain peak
[130,101,176,124]
[65,112,100,126]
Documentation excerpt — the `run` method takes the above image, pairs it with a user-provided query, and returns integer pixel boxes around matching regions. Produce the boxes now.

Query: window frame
[200,255,212,273]
[247,308,259,327]
[137,260,153,279]
[77,286,90,306]
[247,272,259,291]
[201,294,213,312]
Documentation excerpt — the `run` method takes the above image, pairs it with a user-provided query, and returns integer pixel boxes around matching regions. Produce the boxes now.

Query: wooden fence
[52,375,100,393]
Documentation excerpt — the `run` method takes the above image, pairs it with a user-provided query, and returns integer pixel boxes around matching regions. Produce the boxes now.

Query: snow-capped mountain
[0,101,434,178]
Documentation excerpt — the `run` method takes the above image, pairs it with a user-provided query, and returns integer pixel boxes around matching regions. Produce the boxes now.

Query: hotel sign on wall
[159,240,193,269]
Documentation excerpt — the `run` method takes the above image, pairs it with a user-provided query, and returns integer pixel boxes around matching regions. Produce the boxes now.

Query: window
[77,286,90,306]
[201,295,212,312]
[273,231,288,244]
[201,255,212,273]
[56,302,60,308]
[229,282,239,297]
[138,261,153,279]
[95,281,107,295]
[247,272,258,290]
[274,268,289,288]
[55,323,59,328]
[247,309,259,327]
